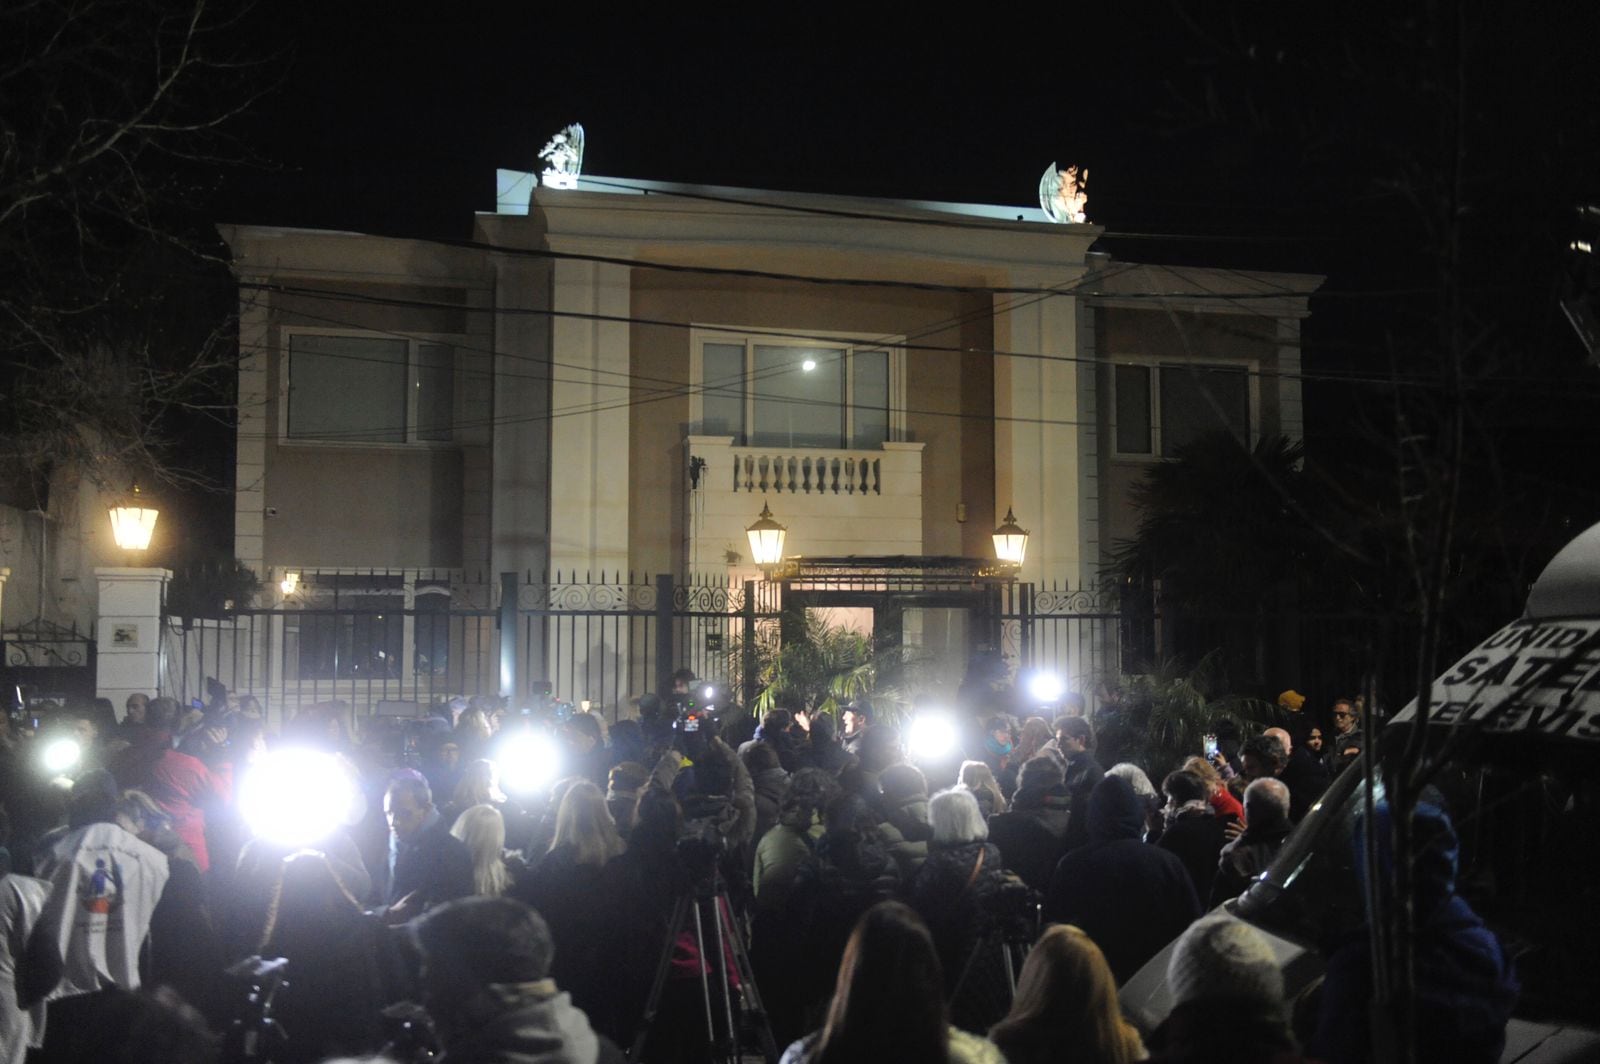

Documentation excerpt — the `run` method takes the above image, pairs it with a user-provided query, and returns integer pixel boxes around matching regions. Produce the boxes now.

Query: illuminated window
[285,333,454,443]
[694,332,901,449]
[1113,362,1254,457]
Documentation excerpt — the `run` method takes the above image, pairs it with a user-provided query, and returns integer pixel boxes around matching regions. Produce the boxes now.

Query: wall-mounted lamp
[992,506,1029,566]
[746,501,788,570]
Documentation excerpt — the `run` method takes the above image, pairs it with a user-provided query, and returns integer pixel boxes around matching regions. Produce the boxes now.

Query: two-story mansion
[219,168,1317,710]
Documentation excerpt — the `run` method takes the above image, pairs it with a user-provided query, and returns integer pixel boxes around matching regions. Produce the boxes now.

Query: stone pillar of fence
[95,567,171,719]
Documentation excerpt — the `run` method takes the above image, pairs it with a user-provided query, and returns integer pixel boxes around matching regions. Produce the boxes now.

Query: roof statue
[538,123,585,189]
[1038,162,1088,224]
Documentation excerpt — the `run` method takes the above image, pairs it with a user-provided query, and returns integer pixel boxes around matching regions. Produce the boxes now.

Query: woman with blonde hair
[989,924,1146,1064]
[450,803,512,896]
[511,780,624,1031]
[959,760,1007,818]
[1183,754,1244,823]
[547,779,625,867]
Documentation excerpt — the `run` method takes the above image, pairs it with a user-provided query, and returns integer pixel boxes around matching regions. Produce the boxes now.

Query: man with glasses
[1325,698,1363,775]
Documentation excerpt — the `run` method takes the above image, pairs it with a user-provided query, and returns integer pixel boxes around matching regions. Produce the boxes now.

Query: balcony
[685,436,925,572]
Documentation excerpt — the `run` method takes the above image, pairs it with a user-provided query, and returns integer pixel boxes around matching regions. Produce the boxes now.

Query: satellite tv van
[1120,520,1600,1063]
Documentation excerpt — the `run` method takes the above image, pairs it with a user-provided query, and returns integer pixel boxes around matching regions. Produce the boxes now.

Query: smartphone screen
[1203,734,1219,758]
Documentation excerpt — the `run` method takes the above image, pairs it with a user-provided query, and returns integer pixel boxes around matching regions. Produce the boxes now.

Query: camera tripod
[950,893,1041,1029]
[629,867,779,1064]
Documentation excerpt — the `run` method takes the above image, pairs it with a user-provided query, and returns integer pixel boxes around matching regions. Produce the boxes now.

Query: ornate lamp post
[108,484,159,552]
[992,506,1029,567]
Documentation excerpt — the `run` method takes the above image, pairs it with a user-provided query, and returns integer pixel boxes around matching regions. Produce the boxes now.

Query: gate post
[95,567,171,716]
[655,573,674,698]
[741,579,757,708]
[498,572,518,699]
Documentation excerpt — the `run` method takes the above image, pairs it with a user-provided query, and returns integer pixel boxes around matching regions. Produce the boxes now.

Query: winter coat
[753,824,817,910]
[877,791,933,875]
[911,841,1006,985]
[263,900,414,1062]
[1307,802,1518,1064]
[1156,805,1230,904]
[1207,786,1245,822]
[750,767,788,849]
[1043,776,1201,984]
[799,736,854,776]
[651,737,758,850]
[437,979,624,1064]
[987,784,1071,890]
[785,832,902,1027]
[1208,822,1292,908]
[137,748,230,873]
[1060,750,1106,851]
[1279,748,1329,823]
[513,846,613,1023]
[388,809,475,911]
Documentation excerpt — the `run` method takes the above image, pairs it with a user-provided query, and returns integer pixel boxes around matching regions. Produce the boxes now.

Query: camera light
[1027,671,1066,704]
[41,738,81,775]
[239,748,359,847]
[703,685,716,701]
[908,712,960,763]
[496,731,563,796]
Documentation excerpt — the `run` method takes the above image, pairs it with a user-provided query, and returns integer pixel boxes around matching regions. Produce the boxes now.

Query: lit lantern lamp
[746,502,788,571]
[992,506,1029,567]
[279,571,301,597]
[108,484,159,552]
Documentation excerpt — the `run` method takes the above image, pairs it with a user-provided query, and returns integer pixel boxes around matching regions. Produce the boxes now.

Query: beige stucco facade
[220,175,1318,681]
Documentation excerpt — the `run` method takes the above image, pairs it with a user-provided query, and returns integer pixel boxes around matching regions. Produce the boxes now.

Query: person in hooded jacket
[741,742,788,863]
[874,762,932,879]
[987,756,1072,892]
[1043,774,1201,984]
[1308,799,1518,1064]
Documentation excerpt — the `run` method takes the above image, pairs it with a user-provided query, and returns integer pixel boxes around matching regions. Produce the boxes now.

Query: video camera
[222,955,289,1064]
[677,793,733,886]
[976,877,1042,943]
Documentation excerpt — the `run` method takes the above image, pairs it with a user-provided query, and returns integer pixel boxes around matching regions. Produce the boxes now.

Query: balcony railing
[686,436,926,564]
[729,449,882,496]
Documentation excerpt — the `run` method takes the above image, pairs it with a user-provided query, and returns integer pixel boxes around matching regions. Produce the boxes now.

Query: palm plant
[726,613,939,727]
[1094,650,1274,779]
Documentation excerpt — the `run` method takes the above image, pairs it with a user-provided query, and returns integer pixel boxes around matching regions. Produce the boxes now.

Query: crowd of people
[0,675,1518,1064]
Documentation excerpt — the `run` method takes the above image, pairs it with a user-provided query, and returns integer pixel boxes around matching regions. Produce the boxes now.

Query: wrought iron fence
[999,581,1123,712]
[2,619,97,706]
[160,569,787,725]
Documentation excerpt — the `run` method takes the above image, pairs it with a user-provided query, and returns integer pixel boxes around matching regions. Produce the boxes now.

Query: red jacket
[143,749,231,872]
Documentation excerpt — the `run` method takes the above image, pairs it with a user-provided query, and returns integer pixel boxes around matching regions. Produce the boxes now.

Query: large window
[285,332,454,443]
[695,332,900,449]
[1113,361,1253,457]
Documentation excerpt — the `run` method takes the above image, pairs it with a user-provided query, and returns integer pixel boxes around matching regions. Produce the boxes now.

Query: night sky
[200,5,1600,566]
